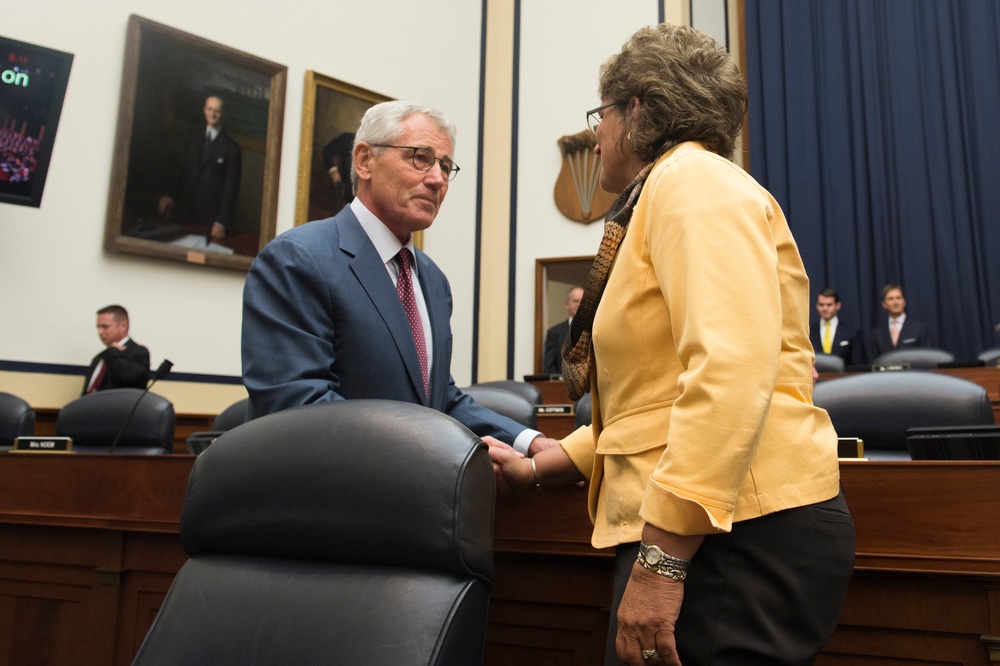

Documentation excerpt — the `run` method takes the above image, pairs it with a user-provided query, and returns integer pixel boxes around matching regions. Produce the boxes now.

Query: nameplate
[873,363,911,372]
[837,437,864,459]
[12,436,73,453]
[537,404,573,416]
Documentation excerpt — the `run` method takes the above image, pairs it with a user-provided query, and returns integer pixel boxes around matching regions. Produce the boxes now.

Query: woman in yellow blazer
[488,24,855,666]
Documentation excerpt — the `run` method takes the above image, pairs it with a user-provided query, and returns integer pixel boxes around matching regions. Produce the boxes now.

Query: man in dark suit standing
[82,305,150,395]
[159,95,241,241]
[809,288,860,365]
[867,283,932,361]
[242,101,559,456]
[542,285,583,375]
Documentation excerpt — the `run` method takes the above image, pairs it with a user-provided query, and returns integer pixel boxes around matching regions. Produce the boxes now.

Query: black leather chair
[56,388,175,454]
[977,347,1000,366]
[212,397,250,431]
[0,391,34,450]
[462,384,538,429]
[474,379,543,405]
[814,353,846,373]
[813,372,994,459]
[574,392,593,428]
[871,347,955,369]
[186,397,251,454]
[132,400,495,666]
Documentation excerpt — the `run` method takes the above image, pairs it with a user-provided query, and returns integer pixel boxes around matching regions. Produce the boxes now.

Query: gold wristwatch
[636,542,690,582]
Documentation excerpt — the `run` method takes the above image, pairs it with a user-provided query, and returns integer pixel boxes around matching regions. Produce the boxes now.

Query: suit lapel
[339,213,429,405]
[414,250,448,408]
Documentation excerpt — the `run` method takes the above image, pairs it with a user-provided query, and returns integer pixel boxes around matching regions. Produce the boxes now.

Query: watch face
[645,545,664,565]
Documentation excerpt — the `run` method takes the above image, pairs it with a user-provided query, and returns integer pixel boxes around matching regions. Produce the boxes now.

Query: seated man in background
[542,285,583,376]
[867,283,932,361]
[83,305,150,394]
[809,288,861,365]
[242,101,558,456]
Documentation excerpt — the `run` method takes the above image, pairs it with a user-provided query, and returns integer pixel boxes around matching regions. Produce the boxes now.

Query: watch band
[636,542,691,582]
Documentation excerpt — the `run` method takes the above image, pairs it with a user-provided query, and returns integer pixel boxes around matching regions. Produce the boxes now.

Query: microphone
[108,359,173,453]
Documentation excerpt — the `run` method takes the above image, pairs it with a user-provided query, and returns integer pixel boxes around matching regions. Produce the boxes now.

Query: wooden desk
[2,455,999,665]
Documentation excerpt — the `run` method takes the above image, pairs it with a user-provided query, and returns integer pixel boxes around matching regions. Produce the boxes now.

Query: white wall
[1,0,735,397]
[0,0,484,383]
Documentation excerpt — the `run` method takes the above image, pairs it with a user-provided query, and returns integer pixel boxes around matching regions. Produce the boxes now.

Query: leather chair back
[0,392,34,450]
[814,353,846,373]
[212,397,249,431]
[462,384,538,429]
[474,380,543,405]
[132,400,495,666]
[872,347,954,369]
[813,372,994,455]
[977,347,1000,366]
[574,392,593,428]
[56,389,175,454]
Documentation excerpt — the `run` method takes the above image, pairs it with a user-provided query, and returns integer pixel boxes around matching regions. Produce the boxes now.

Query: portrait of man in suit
[242,100,559,456]
[158,95,242,241]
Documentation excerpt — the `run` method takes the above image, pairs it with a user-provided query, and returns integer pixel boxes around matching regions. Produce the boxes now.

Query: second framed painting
[294,71,391,226]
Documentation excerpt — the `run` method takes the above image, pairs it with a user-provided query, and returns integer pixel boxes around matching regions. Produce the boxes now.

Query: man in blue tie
[241,101,557,456]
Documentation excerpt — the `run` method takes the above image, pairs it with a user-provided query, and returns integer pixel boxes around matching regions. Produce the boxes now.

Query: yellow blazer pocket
[596,401,673,455]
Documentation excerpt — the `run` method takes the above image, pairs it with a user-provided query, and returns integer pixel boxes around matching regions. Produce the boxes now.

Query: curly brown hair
[598,23,747,161]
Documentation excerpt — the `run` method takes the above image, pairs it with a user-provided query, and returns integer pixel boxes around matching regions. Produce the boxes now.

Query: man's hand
[211,222,226,240]
[527,436,562,457]
[482,436,530,498]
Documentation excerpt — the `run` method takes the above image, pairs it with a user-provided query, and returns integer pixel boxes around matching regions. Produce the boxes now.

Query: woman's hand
[615,566,684,665]
[481,436,531,497]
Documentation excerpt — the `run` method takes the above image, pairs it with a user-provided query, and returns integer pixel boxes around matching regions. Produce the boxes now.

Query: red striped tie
[396,249,429,399]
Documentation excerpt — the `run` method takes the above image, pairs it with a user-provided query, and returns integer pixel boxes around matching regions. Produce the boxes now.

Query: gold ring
[641,648,658,659]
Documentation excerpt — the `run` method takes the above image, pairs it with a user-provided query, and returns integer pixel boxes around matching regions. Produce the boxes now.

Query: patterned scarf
[561,162,655,400]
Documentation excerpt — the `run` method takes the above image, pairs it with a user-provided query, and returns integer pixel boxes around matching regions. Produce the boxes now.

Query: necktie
[890,318,900,346]
[822,321,832,354]
[396,248,429,399]
[205,131,212,146]
[86,361,107,394]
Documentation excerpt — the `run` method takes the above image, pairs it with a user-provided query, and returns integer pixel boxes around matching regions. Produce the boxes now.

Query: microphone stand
[108,360,173,453]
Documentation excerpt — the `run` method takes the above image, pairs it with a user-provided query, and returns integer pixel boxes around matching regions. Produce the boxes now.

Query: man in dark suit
[82,305,150,395]
[867,283,932,361]
[809,288,860,365]
[159,95,241,241]
[242,101,558,456]
[542,285,583,375]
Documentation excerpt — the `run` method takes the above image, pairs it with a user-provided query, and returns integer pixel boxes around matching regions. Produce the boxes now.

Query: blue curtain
[745,0,1000,362]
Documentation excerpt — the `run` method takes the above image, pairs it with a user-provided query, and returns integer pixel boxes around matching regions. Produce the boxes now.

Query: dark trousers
[605,489,855,665]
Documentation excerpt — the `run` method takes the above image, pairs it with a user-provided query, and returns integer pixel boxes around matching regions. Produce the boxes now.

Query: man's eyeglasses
[586,102,620,133]
[371,144,460,181]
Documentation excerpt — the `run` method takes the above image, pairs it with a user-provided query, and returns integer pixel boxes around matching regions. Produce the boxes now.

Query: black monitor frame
[0,35,74,208]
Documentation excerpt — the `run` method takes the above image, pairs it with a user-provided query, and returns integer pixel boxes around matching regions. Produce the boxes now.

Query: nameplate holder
[873,362,910,372]
[837,437,864,459]
[12,436,73,453]
[537,404,574,416]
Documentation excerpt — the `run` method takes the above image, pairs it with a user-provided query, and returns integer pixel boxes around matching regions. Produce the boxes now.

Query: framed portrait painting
[294,71,391,226]
[105,15,286,271]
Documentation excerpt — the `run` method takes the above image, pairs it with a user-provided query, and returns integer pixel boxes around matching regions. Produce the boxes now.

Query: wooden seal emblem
[553,129,616,224]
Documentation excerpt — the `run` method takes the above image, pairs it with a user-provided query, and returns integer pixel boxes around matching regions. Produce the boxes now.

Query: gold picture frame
[294,72,424,248]
[105,15,287,272]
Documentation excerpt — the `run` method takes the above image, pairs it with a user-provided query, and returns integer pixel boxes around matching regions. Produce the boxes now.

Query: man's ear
[353,142,373,182]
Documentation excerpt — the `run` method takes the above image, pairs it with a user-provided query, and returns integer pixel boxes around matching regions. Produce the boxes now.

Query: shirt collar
[350,198,418,274]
